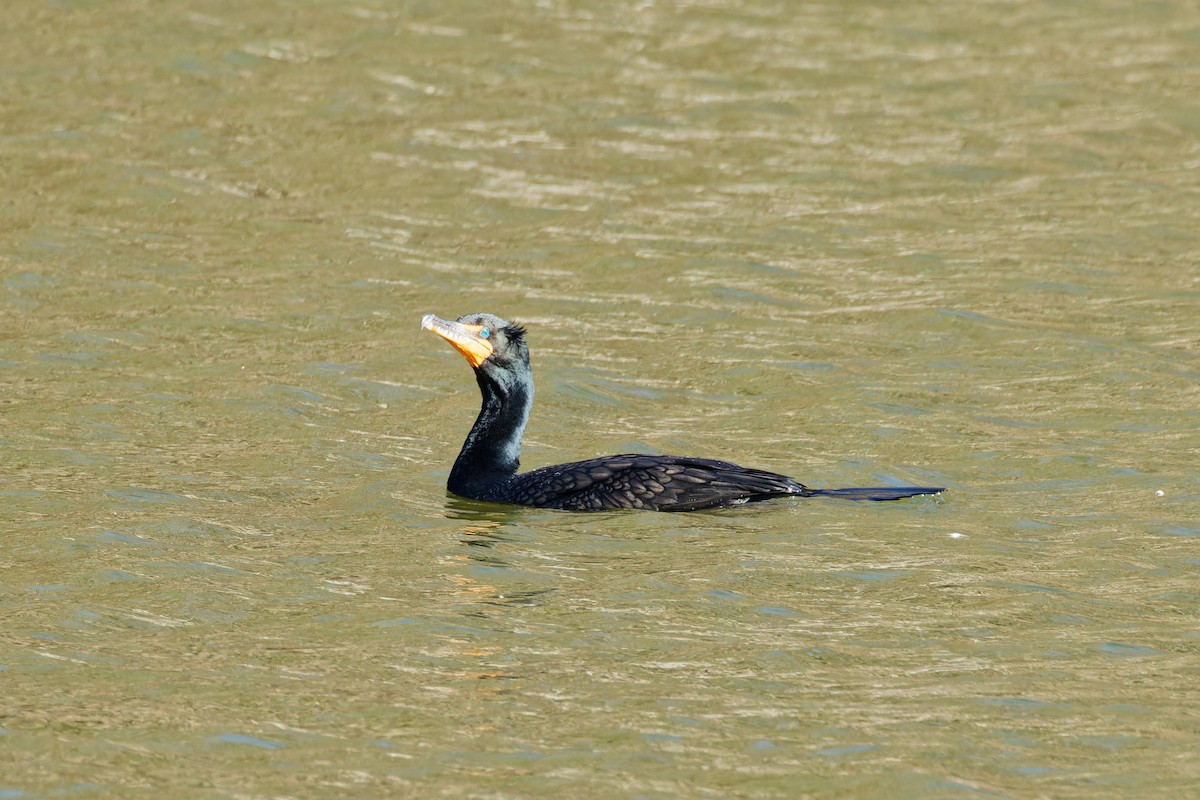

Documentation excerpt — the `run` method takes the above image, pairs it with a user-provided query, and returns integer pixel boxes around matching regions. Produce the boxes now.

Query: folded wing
[509,454,810,511]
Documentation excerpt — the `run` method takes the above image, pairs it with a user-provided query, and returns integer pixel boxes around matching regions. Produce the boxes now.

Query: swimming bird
[423,312,944,512]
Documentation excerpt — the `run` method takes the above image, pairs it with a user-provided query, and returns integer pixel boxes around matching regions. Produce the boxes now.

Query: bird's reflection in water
[444,495,526,552]
[444,494,526,524]
[438,495,558,611]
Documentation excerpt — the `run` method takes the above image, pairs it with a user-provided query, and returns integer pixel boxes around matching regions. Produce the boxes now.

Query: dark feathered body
[424,312,944,512]
[510,454,811,511]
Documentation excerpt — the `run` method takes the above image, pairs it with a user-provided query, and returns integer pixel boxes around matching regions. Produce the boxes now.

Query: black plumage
[509,455,809,511]
[422,312,944,512]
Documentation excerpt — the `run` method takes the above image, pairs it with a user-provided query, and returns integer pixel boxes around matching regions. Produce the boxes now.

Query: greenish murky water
[3,0,1198,797]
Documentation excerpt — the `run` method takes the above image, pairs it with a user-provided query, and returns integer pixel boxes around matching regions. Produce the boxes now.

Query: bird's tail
[808,487,945,502]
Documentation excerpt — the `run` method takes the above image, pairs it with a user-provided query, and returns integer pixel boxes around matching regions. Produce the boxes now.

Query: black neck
[447,364,533,498]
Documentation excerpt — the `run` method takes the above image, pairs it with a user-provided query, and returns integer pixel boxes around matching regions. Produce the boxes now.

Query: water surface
[2,0,1198,797]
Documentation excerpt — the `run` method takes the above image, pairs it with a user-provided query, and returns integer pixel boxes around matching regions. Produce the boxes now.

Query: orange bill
[422,314,494,367]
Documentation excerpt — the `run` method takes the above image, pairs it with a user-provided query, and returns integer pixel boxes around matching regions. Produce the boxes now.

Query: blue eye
[480,328,490,339]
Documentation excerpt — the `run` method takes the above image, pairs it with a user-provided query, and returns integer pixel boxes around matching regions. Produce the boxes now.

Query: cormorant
[423,312,944,512]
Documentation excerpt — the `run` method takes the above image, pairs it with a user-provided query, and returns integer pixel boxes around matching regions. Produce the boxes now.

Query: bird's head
[422,312,529,375]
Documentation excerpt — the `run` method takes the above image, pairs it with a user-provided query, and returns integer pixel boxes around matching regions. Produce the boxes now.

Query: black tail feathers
[809,487,945,502]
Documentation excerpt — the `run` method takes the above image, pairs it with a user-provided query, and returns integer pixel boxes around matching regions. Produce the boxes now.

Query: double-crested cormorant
[423,312,944,512]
